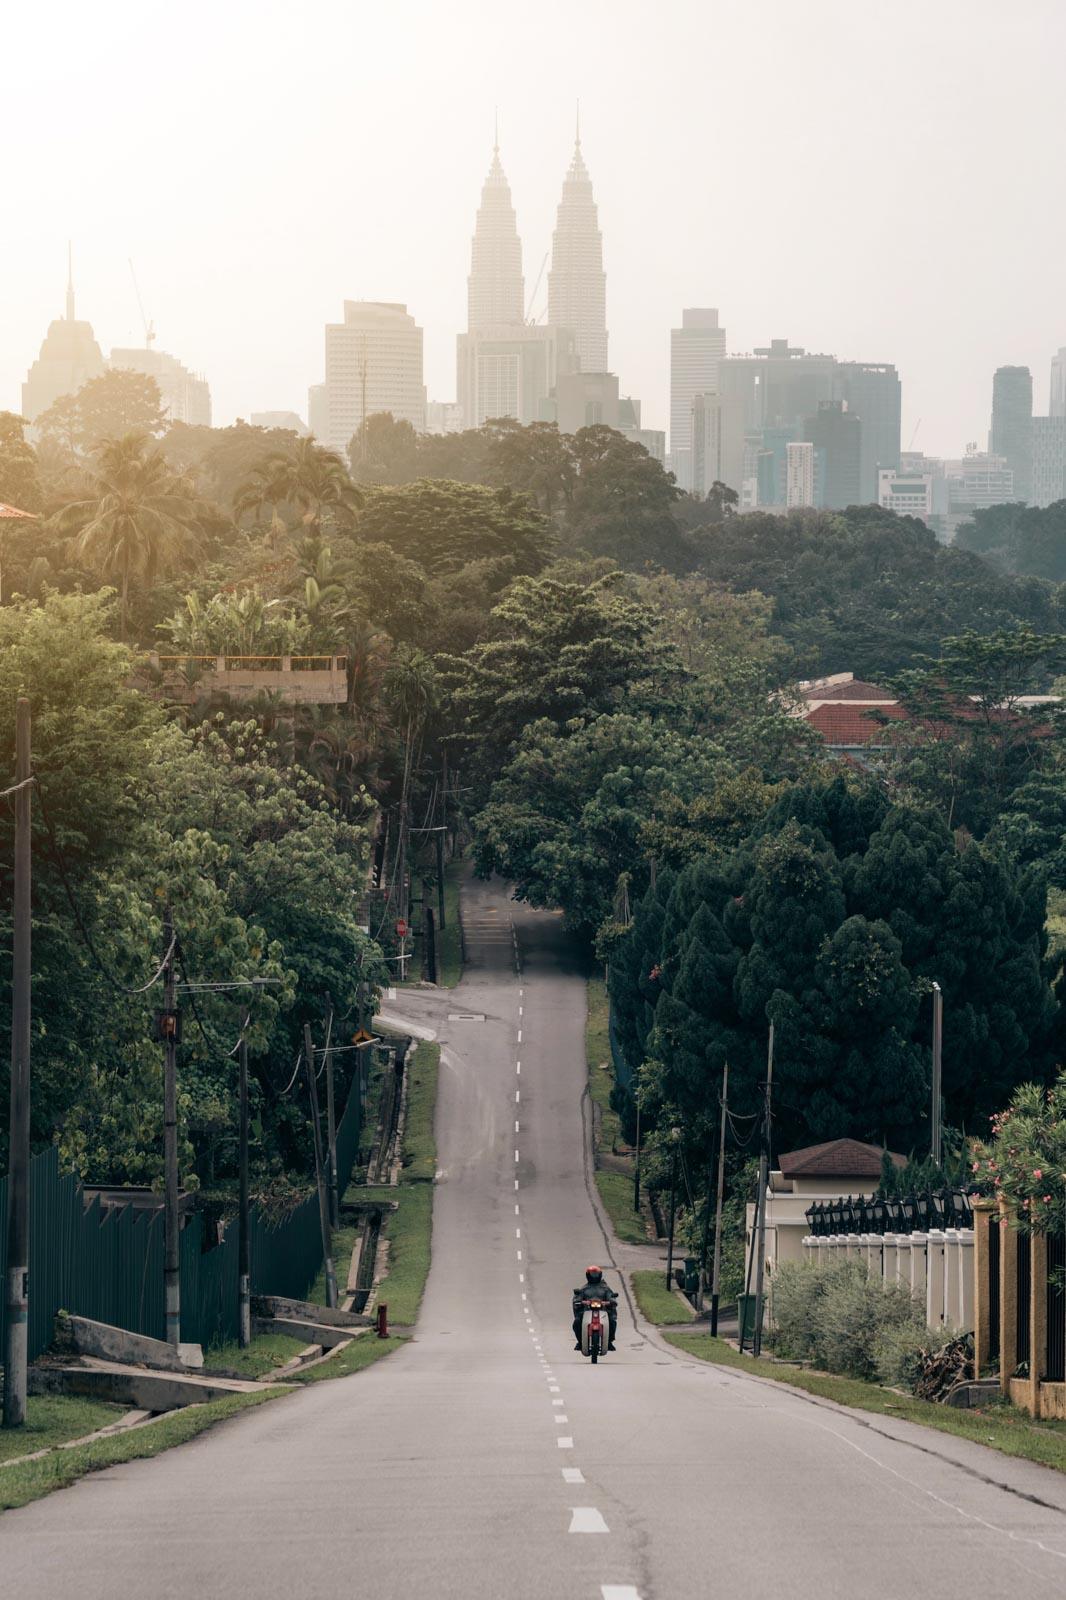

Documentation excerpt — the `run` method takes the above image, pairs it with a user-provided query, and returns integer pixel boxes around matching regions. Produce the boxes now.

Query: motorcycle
[580,1298,609,1363]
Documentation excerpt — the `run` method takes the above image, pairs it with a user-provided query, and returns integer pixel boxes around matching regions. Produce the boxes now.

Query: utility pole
[752,1026,775,1359]
[709,1062,729,1337]
[303,1023,337,1309]
[3,698,32,1427]
[324,998,338,1229]
[664,1127,681,1291]
[162,907,181,1348]
[435,828,446,932]
[931,981,943,1170]
[422,878,437,984]
[237,1035,251,1349]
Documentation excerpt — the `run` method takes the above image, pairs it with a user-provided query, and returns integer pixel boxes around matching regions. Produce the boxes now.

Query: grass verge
[632,1269,696,1326]
[400,1040,439,1181]
[0,1387,287,1512]
[288,1334,408,1383]
[350,1185,433,1325]
[665,1333,1066,1474]
[586,976,649,1246]
[203,1332,308,1379]
[0,1395,125,1466]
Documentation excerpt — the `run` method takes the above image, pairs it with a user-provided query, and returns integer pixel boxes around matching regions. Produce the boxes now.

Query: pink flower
[1044,1195,1053,1204]
[972,1161,980,1172]
[1034,1169,1043,1180]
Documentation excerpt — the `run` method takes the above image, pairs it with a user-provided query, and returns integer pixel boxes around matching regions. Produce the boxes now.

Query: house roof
[805,702,908,746]
[807,679,896,702]
[779,1138,905,1178]
[0,502,37,519]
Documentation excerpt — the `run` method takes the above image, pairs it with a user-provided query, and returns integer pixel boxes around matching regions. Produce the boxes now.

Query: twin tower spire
[466,126,608,375]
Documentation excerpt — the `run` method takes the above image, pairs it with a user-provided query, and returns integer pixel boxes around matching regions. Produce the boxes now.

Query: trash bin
[737,1293,759,1344]
[683,1256,699,1294]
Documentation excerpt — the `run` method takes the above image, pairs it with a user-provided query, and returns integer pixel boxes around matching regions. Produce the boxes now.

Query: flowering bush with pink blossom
[970,1074,1066,1235]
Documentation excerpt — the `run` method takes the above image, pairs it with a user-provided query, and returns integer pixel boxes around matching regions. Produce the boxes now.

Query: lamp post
[931,981,943,1170]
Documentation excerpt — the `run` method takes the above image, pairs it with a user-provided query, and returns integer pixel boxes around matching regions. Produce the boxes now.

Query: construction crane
[525,252,548,324]
[907,418,922,451]
[128,258,156,349]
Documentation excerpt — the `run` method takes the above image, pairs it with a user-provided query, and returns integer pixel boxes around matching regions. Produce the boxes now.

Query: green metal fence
[1,1078,363,1361]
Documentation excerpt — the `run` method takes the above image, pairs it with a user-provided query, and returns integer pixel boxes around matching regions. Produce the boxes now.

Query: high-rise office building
[833,362,901,503]
[878,469,934,523]
[466,140,524,332]
[990,366,1033,503]
[670,309,727,492]
[786,441,817,508]
[691,393,746,498]
[21,252,106,424]
[457,140,575,428]
[719,340,837,433]
[1031,417,1066,508]
[547,131,608,374]
[1050,348,1066,420]
[458,323,577,428]
[109,346,211,427]
[803,400,861,509]
[311,301,425,455]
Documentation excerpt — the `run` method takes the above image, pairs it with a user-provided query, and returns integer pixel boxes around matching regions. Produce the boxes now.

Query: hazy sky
[4,0,1064,455]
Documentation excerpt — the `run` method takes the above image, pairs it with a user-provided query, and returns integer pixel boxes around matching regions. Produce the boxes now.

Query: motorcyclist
[572,1265,618,1352]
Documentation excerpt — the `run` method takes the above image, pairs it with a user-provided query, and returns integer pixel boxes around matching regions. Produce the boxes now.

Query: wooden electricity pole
[709,1062,729,1337]
[3,698,32,1427]
[304,1023,337,1309]
[324,998,339,1229]
[752,1026,775,1359]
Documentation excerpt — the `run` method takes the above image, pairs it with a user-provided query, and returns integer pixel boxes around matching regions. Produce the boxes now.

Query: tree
[0,412,42,512]
[36,370,167,453]
[956,501,1066,583]
[51,432,206,635]
[347,412,421,485]
[473,713,723,935]
[355,479,552,580]
[441,572,687,796]
[235,438,361,541]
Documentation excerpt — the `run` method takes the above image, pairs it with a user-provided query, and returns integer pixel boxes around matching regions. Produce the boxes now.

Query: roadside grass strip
[665,1333,1066,1474]
[586,977,648,1246]
[400,1040,440,1182]
[631,1270,696,1326]
[287,1334,407,1383]
[203,1332,309,1379]
[0,1396,125,1466]
[0,1387,287,1512]
[354,1184,433,1325]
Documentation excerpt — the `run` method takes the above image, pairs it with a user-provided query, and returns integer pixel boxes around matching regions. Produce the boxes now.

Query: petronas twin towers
[457,129,609,428]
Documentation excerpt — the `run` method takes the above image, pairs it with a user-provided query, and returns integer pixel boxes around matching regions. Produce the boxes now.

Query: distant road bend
[3,871,1066,1597]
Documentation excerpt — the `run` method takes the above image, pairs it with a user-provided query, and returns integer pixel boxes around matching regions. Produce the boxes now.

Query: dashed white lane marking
[549,1384,560,1392]
[516,1228,521,1238]
[552,1399,565,1407]
[514,1179,519,1190]
[515,1150,519,1162]
[602,1589,641,1599]
[555,1415,569,1424]
[562,1468,585,1485]
[516,1061,521,1074]
[515,1089,520,1102]
[569,1508,609,1534]
[515,1119,520,1133]
[519,1273,525,1282]
[517,1250,523,1260]
[519,1006,523,1016]
[557,1436,574,1449]
[516,1204,521,1215]
[519,988,523,996]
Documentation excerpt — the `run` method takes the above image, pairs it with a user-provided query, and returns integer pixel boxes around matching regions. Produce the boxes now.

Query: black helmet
[585,1265,604,1284]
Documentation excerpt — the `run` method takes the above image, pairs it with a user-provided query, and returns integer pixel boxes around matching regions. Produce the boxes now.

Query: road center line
[516,1228,521,1238]
[515,1119,520,1132]
[557,1436,574,1449]
[552,1399,565,1407]
[517,1029,522,1042]
[602,1588,641,1599]
[562,1468,584,1485]
[515,1089,520,1102]
[568,1508,609,1534]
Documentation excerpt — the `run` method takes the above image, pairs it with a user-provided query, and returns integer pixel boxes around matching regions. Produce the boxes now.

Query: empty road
[3,871,1066,1597]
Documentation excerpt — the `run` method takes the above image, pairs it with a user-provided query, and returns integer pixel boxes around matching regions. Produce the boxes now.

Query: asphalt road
[4,871,1066,1597]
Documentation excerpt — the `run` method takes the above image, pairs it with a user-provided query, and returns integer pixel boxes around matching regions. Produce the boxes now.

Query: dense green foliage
[957,500,1066,583]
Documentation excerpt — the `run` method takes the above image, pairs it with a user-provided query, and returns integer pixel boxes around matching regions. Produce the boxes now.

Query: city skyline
[4,0,1065,455]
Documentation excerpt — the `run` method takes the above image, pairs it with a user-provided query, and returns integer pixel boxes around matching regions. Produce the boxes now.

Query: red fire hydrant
[376,1303,388,1338]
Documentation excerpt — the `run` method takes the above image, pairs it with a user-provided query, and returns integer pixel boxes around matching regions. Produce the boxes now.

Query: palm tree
[53,432,205,636]
[235,440,362,544]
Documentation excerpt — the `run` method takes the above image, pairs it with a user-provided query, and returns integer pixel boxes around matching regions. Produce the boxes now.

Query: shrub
[771,1257,925,1382]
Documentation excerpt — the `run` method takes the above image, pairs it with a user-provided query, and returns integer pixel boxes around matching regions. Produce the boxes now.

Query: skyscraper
[109,346,211,426]
[832,362,901,503]
[786,441,817,508]
[670,310,727,492]
[547,128,608,373]
[457,138,576,428]
[1031,416,1066,507]
[466,138,524,333]
[691,393,746,498]
[311,301,425,456]
[803,400,861,509]
[1050,348,1066,419]
[990,366,1033,503]
[21,250,105,424]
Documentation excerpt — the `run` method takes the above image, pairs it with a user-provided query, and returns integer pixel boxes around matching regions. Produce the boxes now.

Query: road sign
[395,919,408,938]
[351,1028,374,1044]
